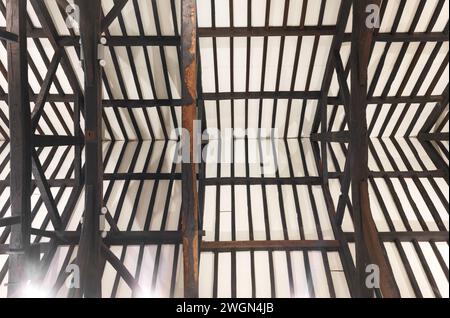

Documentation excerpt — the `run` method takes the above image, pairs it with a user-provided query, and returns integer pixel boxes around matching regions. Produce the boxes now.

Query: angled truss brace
[31,1,81,94]
[313,0,402,298]
[0,28,17,42]
[101,0,129,33]
[30,48,62,132]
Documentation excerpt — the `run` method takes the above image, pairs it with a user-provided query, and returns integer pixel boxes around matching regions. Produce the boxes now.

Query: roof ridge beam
[350,0,400,298]
[181,0,200,298]
[76,0,104,298]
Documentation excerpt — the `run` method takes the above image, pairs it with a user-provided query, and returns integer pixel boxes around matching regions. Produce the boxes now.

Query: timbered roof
[0,0,447,140]
[0,0,448,298]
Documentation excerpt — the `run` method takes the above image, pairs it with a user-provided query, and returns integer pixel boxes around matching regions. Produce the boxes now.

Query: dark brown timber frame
[76,0,103,298]
[0,0,447,298]
[312,0,402,297]
[349,0,400,298]
[181,0,200,298]
[6,0,31,297]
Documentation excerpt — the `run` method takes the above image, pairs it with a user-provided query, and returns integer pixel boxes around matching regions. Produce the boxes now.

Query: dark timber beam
[4,25,446,44]
[310,131,350,143]
[6,0,31,298]
[102,98,191,107]
[181,0,199,298]
[201,91,321,100]
[1,169,447,188]
[100,243,143,293]
[28,230,183,246]
[199,27,448,42]
[0,93,444,106]
[101,0,128,33]
[329,44,352,227]
[0,28,18,42]
[351,0,373,297]
[420,88,449,133]
[311,142,357,297]
[335,149,351,226]
[0,216,21,228]
[350,0,400,298]
[77,0,103,298]
[202,176,322,186]
[345,231,450,243]
[58,35,180,47]
[313,0,351,134]
[313,0,352,186]
[32,135,83,147]
[0,93,75,103]
[375,32,449,43]
[0,170,447,188]
[197,26,340,37]
[74,94,83,187]
[31,150,63,230]
[30,48,62,132]
[202,240,340,252]
[31,1,81,95]
[332,50,350,117]
[417,132,449,141]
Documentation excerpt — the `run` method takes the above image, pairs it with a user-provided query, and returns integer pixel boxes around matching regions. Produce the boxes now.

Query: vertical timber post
[77,0,103,298]
[74,93,83,187]
[181,0,200,298]
[6,0,31,297]
[350,0,369,298]
[350,0,400,298]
